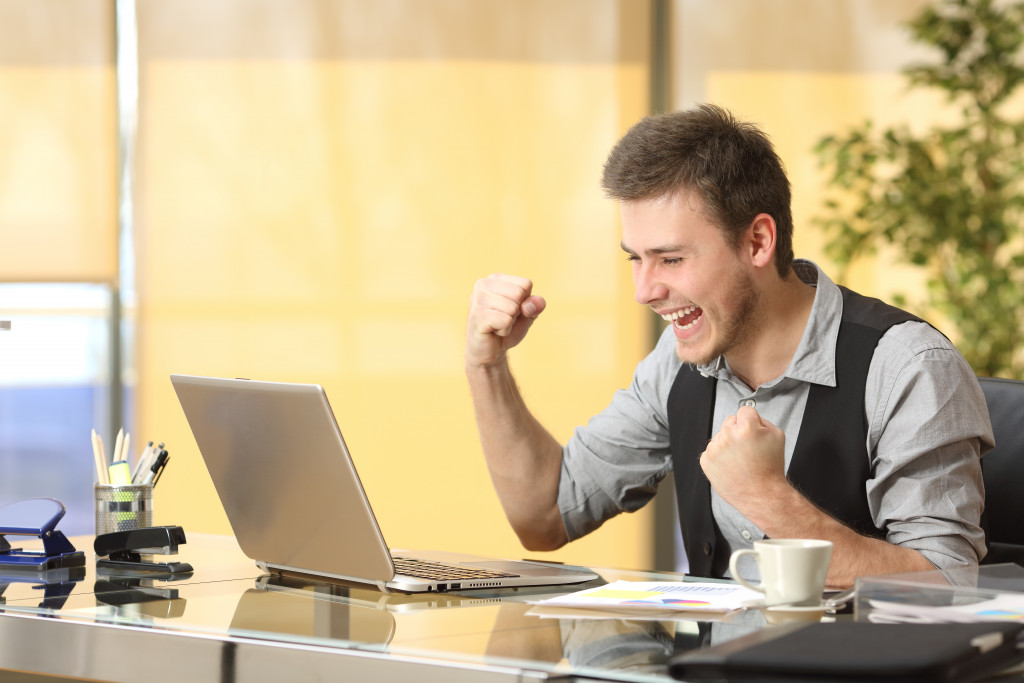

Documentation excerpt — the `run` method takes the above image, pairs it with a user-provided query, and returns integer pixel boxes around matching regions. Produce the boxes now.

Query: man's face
[620,191,761,366]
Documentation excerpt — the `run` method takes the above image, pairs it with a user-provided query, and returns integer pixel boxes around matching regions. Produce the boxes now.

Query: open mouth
[662,305,703,331]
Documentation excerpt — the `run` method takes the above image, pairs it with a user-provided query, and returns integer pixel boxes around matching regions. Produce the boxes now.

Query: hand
[699,406,789,516]
[466,274,547,368]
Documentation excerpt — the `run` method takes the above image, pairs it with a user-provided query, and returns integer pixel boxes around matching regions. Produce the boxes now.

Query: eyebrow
[619,241,689,257]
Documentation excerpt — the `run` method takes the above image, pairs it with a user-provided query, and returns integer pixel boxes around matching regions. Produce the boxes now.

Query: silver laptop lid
[171,374,396,585]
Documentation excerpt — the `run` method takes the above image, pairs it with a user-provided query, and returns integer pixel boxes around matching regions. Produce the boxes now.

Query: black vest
[668,287,924,578]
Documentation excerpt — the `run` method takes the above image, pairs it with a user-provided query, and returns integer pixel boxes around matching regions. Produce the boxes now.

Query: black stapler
[94,526,194,575]
[93,576,187,618]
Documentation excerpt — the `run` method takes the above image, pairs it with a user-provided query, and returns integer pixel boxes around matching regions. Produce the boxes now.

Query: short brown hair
[601,104,794,276]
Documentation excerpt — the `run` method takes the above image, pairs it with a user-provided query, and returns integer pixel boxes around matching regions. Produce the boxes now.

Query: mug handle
[728,549,764,594]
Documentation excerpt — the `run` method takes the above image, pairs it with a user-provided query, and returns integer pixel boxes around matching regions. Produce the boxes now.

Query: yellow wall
[137,2,656,570]
[0,0,116,282]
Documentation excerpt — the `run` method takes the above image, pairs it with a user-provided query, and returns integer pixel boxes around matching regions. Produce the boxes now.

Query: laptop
[170,374,599,593]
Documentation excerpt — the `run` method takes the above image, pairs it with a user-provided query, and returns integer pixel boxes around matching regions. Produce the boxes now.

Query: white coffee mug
[728,539,833,606]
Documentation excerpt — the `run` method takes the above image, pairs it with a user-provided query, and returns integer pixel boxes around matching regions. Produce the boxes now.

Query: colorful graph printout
[531,580,763,613]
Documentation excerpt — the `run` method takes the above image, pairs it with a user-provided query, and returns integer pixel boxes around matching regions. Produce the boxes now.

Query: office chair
[977,377,1024,566]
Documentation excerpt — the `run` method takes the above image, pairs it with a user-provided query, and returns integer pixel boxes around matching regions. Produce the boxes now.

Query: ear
[746,213,777,269]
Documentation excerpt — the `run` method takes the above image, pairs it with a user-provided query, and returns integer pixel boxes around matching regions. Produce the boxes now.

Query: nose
[633,262,668,305]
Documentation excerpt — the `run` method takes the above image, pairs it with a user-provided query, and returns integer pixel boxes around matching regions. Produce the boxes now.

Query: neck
[726,270,816,391]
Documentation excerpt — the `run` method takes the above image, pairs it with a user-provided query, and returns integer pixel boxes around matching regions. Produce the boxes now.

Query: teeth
[661,305,698,322]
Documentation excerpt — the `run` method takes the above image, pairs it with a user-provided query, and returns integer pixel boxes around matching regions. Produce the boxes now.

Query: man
[465,104,991,587]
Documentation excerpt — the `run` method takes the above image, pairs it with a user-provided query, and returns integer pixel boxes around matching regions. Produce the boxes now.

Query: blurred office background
[0,0,954,571]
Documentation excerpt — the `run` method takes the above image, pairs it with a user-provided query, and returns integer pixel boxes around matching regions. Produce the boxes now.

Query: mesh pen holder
[94,484,153,536]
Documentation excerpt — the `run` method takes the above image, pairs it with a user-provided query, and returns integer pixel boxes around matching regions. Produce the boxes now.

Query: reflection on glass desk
[0,565,86,610]
[856,563,1024,624]
[0,533,855,683]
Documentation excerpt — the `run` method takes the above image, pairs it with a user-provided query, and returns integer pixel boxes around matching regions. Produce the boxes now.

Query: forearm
[748,482,935,588]
[702,408,938,587]
[466,361,568,550]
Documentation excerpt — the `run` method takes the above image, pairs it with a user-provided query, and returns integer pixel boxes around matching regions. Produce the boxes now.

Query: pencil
[91,429,109,485]
[112,428,124,468]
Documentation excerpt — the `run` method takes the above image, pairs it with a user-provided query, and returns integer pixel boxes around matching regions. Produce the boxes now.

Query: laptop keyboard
[393,558,519,581]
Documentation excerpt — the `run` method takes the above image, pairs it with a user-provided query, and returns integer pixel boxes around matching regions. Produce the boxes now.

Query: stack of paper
[868,592,1024,624]
[527,581,763,620]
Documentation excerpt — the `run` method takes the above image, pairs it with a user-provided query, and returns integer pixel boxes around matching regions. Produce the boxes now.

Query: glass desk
[0,534,833,682]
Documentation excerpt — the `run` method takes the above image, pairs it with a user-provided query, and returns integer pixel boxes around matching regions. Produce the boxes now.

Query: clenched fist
[466,274,547,368]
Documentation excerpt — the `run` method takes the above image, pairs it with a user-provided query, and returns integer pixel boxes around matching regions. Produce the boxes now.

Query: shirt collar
[697,259,840,388]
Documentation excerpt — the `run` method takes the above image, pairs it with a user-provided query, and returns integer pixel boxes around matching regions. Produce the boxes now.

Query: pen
[131,441,154,483]
[141,449,169,486]
[152,453,169,486]
[133,442,163,484]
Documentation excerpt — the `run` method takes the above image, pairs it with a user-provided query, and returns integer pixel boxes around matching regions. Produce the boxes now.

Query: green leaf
[810,0,1024,379]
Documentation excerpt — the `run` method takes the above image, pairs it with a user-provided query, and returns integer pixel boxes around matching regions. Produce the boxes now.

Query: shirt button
[741,529,752,541]
[742,399,756,408]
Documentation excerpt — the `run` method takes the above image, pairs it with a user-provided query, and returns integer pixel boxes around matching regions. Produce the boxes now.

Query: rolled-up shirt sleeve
[867,322,993,568]
[558,328,679,541]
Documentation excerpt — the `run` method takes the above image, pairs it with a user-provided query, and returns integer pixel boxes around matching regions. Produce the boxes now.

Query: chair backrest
[978,377,1024,564]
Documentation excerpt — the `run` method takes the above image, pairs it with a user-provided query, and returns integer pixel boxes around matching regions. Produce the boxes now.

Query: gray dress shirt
[557,261,992,577]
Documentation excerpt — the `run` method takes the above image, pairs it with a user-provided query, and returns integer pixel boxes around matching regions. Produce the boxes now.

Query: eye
[662,257,683,265]
[625,254,640,263]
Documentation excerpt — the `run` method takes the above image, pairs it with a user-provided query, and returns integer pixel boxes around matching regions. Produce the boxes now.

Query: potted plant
[814,0,1024,379]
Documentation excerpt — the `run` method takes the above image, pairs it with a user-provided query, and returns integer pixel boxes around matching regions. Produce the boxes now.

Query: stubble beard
[676,270,761,367]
